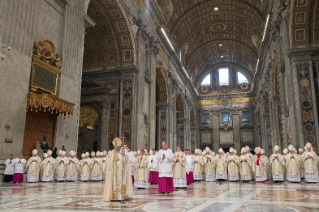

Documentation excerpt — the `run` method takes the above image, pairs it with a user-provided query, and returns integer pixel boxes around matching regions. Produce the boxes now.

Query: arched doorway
[155,66,169,150]
[78,107,99,153]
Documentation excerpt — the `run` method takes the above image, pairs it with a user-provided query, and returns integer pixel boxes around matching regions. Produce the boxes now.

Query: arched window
[201,74,211,86]
[238,72,249,84]
[219,68,229,86]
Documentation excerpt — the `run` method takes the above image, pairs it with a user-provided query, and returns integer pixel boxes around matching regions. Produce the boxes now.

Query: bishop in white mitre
[255,148,269,183]
[157,141,174,194]
[298,148,305,178]
[173,146,187,188]
[216,148,228,180]
[91,151,103,181]
[239,147,252,181]
[26,149,41,183]
[54,150,63,180]
[285,145,301,182]
[66,150,79,181]
[134,149,149,188]
[227,147,240,181]
[303,142,319,183]
[269,145,285,182]
[103,138,133,201]
[79,152,91,181]
[203,147,217,182]
[193,149,204,181]
[41,150,55,182]
[102,150,108,180]
[56,151,68,182]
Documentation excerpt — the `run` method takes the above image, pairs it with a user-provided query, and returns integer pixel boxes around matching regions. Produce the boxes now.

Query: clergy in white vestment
[302,142,319,183]
[56,151,68,182]
[239,147,252,181]
[227,147,240,181]
[285,145,301,182]
[298,148,305,178]
[103,137,133,201]
[66,150,79,181]
[4,154,14,182]
[193,149,204,181]
[148,149,159,184]
[40,151,55,182]
[54,150,63,180]
[130,151,136,184]
[26,149,41,183]
[102,151,108,180]
[255,148,269,183]
[203,147,217,182]
[216,148,228,180]
[185,149,194,184]
[134,149,149,188]
[282,148,288,178]
[91,151,103,181]
[173,146,187,188]
[157,141,174,194]
[245,146,254,179]
[269,145,285,182]
[79,152,91,181]
[12,154,26,183]
[78,154,85,180]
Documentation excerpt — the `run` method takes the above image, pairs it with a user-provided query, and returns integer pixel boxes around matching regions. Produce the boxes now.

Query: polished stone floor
[1,180,319,212]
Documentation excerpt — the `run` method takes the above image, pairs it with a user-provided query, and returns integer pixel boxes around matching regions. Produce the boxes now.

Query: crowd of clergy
[3,141,319,187]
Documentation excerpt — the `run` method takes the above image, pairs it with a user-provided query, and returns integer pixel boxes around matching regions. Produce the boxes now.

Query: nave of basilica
[1,0,319,211]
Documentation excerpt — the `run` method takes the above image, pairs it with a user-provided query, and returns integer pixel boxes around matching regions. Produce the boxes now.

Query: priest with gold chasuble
[134,149,149,188]
[173,146,187,188]
[103,138,133,201]
[285,145,301,182]
[269,145,285,182]
[302,142,319,183]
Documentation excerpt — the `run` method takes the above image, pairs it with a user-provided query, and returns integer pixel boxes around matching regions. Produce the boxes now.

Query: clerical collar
[163,148,168,151]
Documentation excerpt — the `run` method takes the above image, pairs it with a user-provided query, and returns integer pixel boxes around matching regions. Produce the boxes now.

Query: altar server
[148,149,159,184]
[157,141,174,194]
[13,154,26,183]
[4,154,14,182]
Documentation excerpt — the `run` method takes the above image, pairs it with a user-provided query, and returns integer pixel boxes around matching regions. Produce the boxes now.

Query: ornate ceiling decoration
[83,0,136,71]
[165,0,265,82]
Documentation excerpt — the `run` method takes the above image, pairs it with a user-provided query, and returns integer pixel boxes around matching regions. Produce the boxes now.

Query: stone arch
[156,67,169,104]
[289,0,313,48]
[177,90,186,119]
[84,0,136,70]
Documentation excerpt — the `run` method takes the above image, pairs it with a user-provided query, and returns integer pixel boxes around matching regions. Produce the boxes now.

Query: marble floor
[1,180,319,212]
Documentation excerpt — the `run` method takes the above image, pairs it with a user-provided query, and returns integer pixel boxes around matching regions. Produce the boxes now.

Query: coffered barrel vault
[165,0,265,83]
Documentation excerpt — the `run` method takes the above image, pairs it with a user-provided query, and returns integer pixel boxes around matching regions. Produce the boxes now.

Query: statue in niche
[252,35,261,51]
